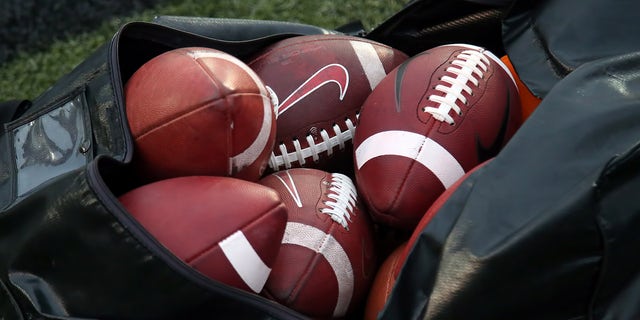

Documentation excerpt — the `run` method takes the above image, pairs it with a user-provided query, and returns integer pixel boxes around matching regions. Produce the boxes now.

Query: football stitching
[422,49,489,125]
[269,113,359,170]
[255,37,399,172]
[319,173,358,230]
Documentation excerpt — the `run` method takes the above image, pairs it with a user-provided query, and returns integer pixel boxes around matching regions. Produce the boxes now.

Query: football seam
[383,121,438,224]
[184,201,285,265]
[283,222,339,307]
[248,36,397,65]
[127,50,222,138]
[135,92,265,141]
[191,52,225,94]
[190,48,264,97]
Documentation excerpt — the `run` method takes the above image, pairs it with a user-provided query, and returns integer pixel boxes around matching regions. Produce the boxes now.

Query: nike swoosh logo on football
[475,87,511,162]
[393,52,429,113]
[394,61,409,113]
[273,171,303,208]
[275,63,349,116]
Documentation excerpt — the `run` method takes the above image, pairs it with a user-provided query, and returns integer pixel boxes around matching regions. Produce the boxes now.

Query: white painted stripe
[188,49,268,91]
[282,222,354,317]
[231,95,273,173]
[187,48,275,174]
[219,230,271,293]
[187,49,233,61]
[350,41,387,90]
[355,130,465,188]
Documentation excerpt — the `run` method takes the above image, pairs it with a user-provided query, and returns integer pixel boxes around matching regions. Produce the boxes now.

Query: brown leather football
[118,176,288,294]
[125,47,276,183]
[247,35,408,174]
[364,160,491,320]
[258,168,377,318]
[354,44,522,230]
[364,241,406,320]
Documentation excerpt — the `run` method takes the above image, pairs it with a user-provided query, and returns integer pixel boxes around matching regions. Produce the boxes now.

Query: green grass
[0,0,406,101]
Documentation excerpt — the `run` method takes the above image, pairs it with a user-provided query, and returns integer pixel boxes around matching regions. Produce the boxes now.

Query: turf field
[0,0,406,101]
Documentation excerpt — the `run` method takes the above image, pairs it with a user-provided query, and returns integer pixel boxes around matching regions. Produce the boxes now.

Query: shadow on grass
[0,0,171,65]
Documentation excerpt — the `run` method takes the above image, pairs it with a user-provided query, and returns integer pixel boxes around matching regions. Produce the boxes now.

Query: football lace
[423,49,490,125]
[320,173,358,230]
[269,113,359,170]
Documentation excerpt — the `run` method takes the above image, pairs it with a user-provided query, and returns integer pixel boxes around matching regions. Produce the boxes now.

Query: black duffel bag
[1,0,562,318]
